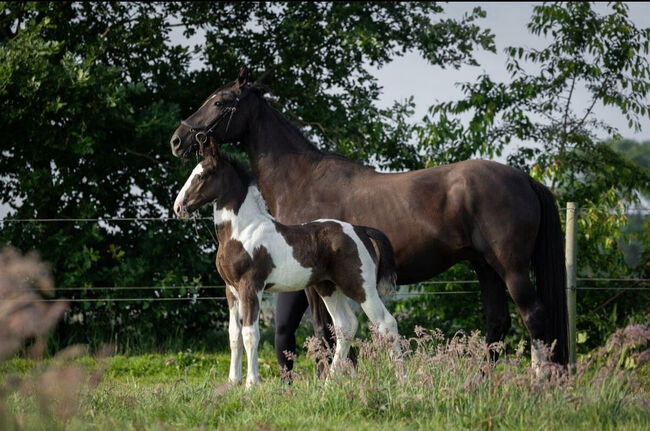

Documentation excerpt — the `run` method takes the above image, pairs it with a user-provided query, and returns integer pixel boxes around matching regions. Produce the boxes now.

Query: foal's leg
[317,290,358,374]
[357,285,402,361]
[226,285,243,384]
[240,284,263,389]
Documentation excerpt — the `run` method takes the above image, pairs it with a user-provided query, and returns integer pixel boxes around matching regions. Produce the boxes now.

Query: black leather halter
[180,86,252,149]
[181,99,238,147]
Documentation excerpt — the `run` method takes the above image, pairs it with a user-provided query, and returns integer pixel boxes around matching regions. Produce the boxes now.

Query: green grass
[0,330,649,431]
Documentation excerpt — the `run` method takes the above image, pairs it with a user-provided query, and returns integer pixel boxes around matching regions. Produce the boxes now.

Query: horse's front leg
[226,285,243,385]
[241,283,263,389]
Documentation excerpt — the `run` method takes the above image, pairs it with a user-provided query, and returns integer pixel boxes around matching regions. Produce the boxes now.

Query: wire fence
[1,206,649,224]
[4,279,644,303]
[1,210,648,303]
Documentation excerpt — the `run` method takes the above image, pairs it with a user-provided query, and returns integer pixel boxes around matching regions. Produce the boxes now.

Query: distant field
[0,330,648,431]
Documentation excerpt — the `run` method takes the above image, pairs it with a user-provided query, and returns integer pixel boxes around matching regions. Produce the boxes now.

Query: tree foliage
[419,2,650,350]
[1,2,647,353]
[0,1,495,350]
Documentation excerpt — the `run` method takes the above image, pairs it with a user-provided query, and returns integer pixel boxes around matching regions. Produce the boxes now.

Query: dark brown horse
[170,67,568,367]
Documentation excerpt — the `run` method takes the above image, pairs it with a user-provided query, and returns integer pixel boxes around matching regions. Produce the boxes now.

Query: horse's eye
[214,101,223,107]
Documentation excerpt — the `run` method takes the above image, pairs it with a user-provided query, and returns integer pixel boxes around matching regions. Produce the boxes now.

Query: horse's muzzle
[170,134,182,156]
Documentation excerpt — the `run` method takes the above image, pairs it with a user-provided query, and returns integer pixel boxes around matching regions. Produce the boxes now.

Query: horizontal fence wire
[4,280,644,303]
[6,297,229,303]
[1,208,647,303]
[1,206,649,223]
[51,285,226,291]
[0,217,213,223]
[36,278,649,292]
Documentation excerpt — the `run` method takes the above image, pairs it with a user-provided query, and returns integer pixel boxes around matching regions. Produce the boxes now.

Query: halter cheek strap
[181,85,253,149]
[181,99,238,147]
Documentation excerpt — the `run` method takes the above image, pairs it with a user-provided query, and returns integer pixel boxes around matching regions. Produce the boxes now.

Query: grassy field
[0,327,649,431]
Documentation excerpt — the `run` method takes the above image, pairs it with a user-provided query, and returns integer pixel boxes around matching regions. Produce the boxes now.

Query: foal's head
[174,148,252,219]
[170,66,262,158]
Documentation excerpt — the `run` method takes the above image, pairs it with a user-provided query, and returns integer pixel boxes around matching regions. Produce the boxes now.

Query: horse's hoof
[245,377,262,390]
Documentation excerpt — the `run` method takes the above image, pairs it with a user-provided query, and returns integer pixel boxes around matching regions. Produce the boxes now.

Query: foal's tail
[364,227,397,299]
[529,177,569,365]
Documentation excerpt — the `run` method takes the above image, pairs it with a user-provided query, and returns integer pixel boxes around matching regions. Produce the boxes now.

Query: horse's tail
[529,177,568,365]
[364,227,397,299]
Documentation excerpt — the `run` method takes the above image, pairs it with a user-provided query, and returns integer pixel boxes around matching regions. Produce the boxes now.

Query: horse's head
[170,66,257,158]
[174,143,251,218]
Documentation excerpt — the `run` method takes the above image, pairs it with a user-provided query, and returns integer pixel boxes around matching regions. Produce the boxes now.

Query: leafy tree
[416,2,650,350]
[167,2,495,170]
[0,2,495,350]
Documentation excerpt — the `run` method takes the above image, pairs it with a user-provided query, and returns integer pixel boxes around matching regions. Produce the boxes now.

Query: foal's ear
[208,139,218,157]
[236,65,248,87]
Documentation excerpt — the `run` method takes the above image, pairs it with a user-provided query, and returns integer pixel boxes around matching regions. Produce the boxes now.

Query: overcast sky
[367,2,650,144]
[171,2,650,159]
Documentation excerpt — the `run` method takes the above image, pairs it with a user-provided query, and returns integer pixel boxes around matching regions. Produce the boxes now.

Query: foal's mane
[202,149,254,188]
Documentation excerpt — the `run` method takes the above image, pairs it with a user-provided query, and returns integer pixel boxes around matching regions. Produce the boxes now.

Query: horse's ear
[236,65,248,87]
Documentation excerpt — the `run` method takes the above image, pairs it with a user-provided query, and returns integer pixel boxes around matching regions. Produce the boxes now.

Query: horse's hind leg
[314,289,358,374]
[304,287,343,377]
[502,268,549,368]
[356,284,403,370]
[473,261,511,361]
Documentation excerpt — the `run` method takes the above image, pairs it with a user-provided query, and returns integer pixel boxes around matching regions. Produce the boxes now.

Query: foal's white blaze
[214,186,313,291]
[174,163,204,218]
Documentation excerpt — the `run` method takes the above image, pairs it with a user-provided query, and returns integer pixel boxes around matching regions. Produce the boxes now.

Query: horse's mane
[259,91,374,171]
[261,98,323,154]
[216,81,372,171]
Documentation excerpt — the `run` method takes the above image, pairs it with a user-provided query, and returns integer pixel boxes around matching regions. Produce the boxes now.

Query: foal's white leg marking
[319,290,358,375]
[359,282,403,368]
[242,291,263,389]
[227,286,243,384]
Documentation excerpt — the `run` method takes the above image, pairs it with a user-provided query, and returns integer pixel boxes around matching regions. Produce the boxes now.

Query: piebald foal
[174,151,401,388]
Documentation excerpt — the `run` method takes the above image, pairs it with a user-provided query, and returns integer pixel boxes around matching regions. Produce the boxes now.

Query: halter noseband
[181,86,253,152]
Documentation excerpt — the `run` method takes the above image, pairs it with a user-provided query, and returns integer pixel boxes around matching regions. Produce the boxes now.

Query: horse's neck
[243,101,368,209]
[244,102,322,164]
[214,185,274,240]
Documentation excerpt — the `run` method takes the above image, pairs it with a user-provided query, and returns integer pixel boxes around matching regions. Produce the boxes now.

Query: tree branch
[124,147,157,163]
[550,74,577,192]
[254,63,281,86]
[569,76,613,136]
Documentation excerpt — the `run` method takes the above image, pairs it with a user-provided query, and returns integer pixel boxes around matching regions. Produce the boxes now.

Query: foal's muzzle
[174,200,191,219]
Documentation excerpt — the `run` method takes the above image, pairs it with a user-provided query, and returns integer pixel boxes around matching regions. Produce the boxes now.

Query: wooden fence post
[565,202,578,367]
